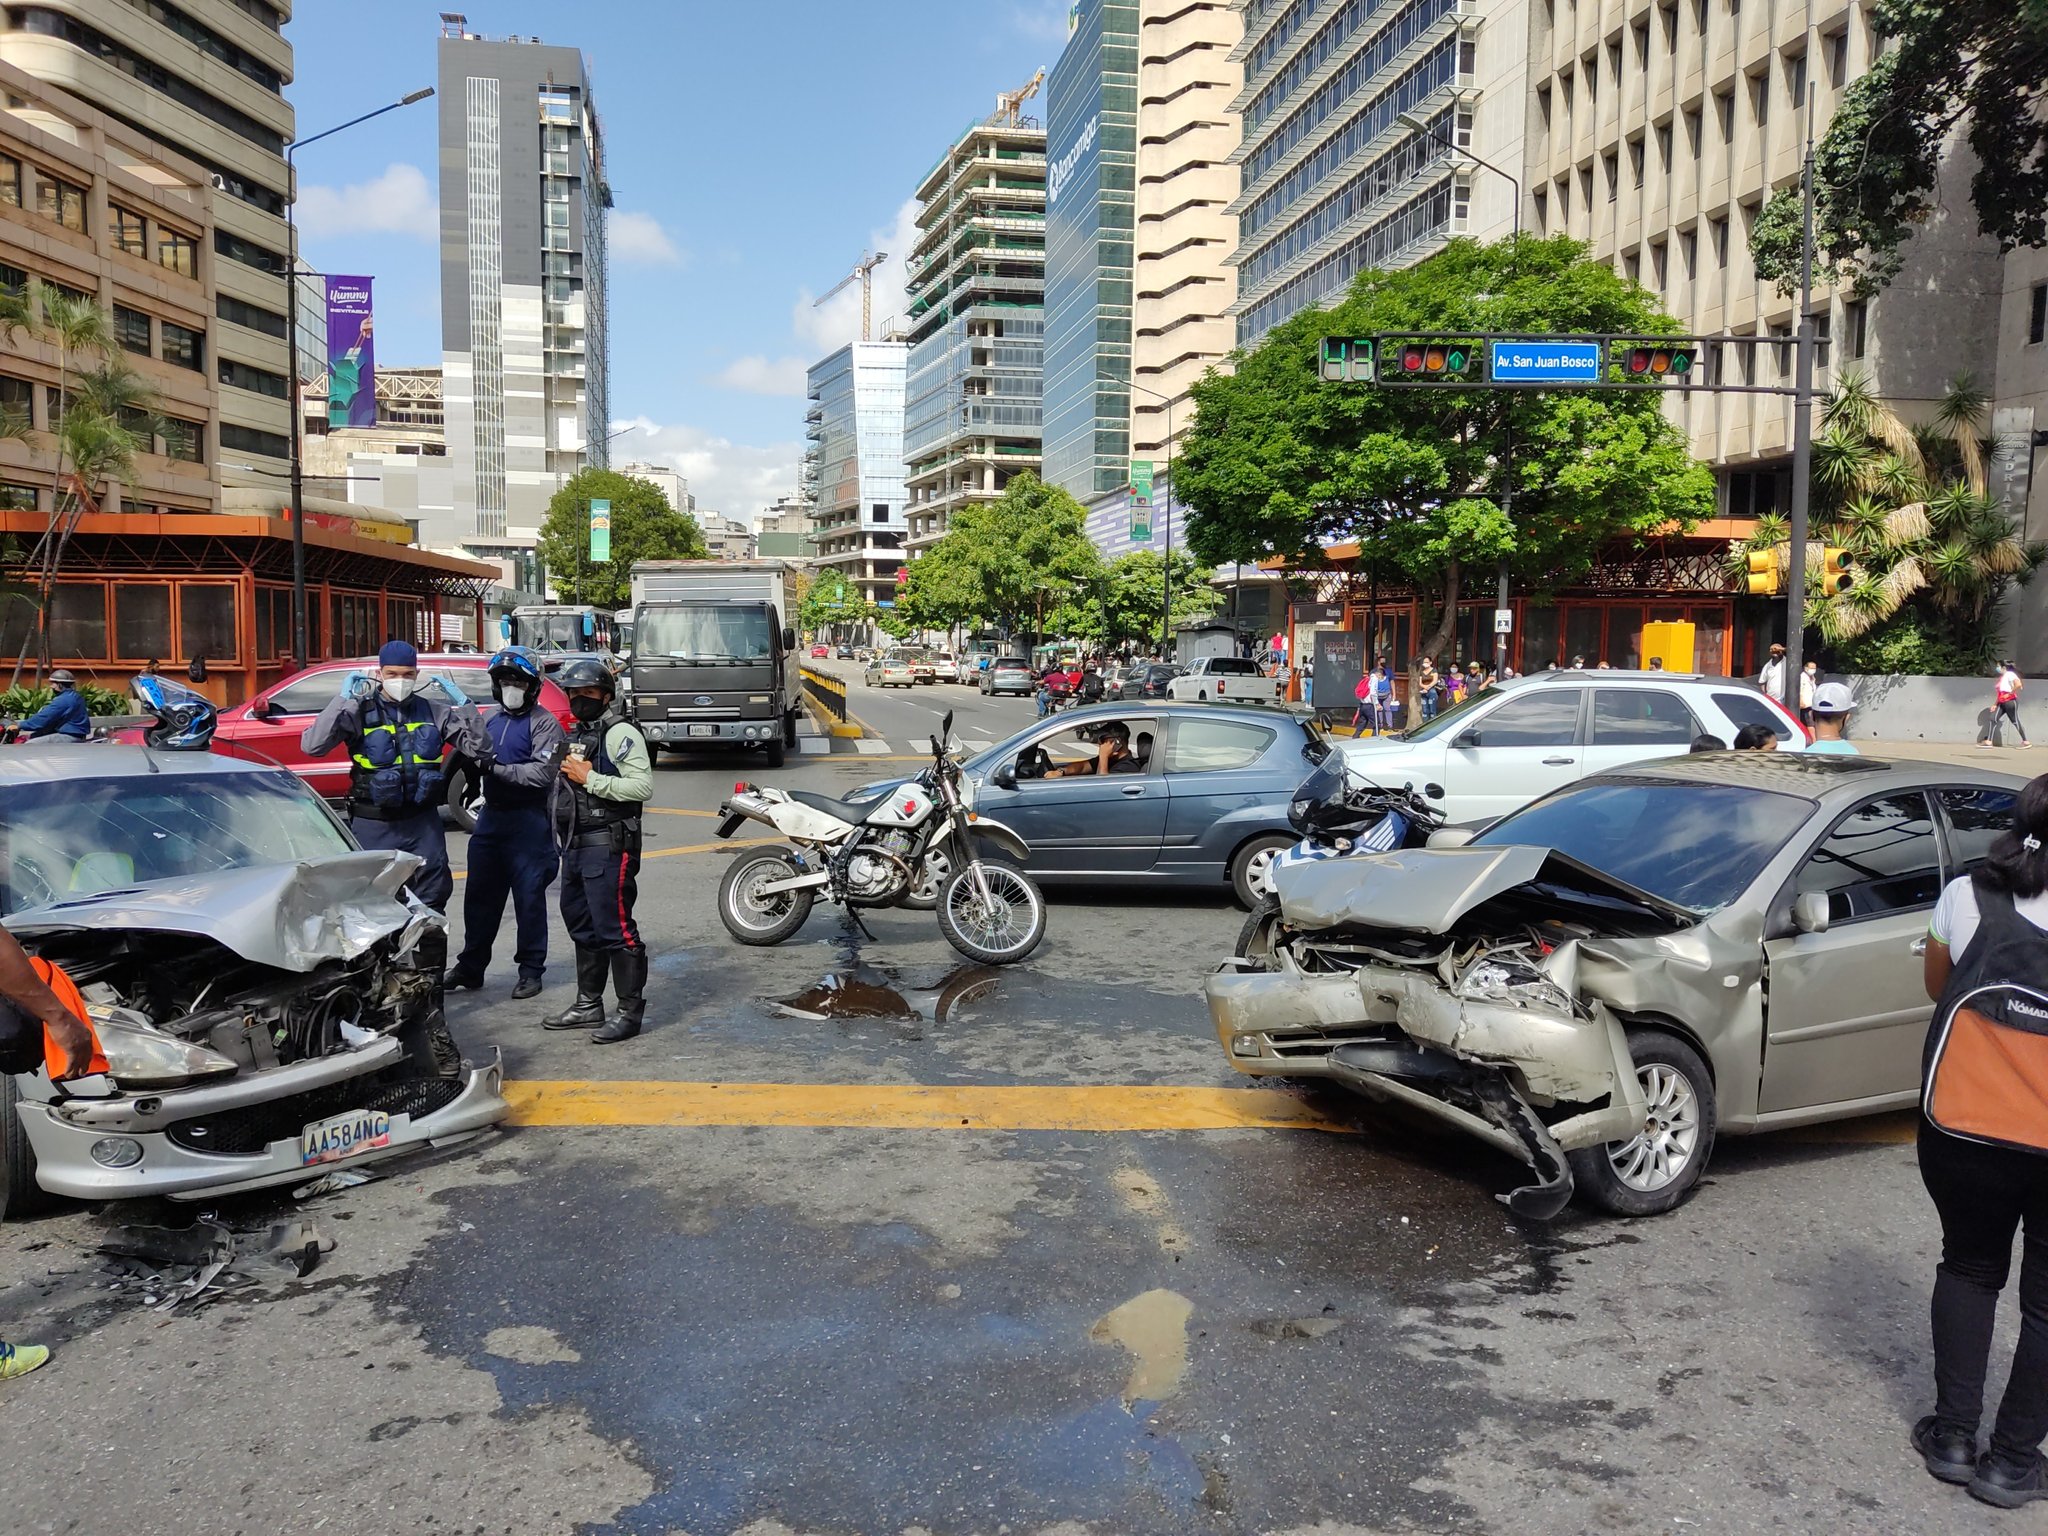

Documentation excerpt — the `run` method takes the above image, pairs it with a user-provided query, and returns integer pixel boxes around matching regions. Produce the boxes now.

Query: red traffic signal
[1624,344,1697,379]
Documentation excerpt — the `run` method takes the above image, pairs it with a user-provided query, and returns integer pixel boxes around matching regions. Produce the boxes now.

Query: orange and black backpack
[1926,879,2048,1153]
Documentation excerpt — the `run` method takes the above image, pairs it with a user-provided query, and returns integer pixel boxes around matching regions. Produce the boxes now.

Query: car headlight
[1453,955,1577,1016]
[87,1007,239,1089]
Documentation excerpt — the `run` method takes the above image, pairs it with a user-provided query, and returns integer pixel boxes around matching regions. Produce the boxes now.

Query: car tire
[1234,897,1284,966]
[1566,1028,1717,1218]
[764,734,787,769]
[0,1074,57,1222]
[717,847,816,945]
[444,761,478,833]
[1198,689,1210,701]
[783,711,799,748]
[1228,834,1296,910]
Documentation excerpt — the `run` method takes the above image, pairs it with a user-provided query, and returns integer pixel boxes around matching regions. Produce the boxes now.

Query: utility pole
[1783,85,1818,699]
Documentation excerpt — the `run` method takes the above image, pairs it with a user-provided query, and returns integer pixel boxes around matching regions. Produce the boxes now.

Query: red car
[810,643,830,659]
[134,654,574,832]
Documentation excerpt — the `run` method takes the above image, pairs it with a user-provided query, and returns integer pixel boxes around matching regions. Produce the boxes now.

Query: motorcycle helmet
[557,656,616,697]
[47,668,76,688]
[487,646,544,711]
[131,674,217,752]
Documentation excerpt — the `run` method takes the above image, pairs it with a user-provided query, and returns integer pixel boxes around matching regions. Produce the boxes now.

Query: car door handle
[1911,938,1928,956]
[1542,756,1575,766]
[1120,785,1146,797]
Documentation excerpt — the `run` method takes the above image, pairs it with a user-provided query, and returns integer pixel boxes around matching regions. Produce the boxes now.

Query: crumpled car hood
[2,851,434,971]
[1272,844,1692,933]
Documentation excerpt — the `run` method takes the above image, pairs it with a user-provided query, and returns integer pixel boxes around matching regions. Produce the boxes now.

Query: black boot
[592,949,646,1044]
[542,946,609,1030]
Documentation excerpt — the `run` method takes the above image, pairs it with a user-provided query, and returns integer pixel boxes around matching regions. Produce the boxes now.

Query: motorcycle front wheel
[936,861,1046,965]
[718,846,817,946]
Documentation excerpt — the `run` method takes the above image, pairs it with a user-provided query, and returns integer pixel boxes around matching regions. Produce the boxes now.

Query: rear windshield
[1474,778,1813,914]
[638,606,773,662]
[992,659,1031,671]
[1205,658,1257,674]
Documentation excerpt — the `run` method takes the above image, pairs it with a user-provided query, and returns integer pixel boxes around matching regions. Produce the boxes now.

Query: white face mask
[500,685,527,711]
[381,676,416,703]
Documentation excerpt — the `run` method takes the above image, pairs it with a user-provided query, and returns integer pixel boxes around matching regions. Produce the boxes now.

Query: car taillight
[1217,681,1227,694]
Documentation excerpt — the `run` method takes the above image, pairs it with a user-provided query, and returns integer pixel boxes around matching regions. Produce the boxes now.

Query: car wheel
[1234,897,1285,967]
[1198,689,1210,701]
[443,761,479,833]
[1228,834,1296,910]
[764,734,787,769]
[0,1074,57,1222]
[783,711,799,748]
[1566,1029,1717,1217]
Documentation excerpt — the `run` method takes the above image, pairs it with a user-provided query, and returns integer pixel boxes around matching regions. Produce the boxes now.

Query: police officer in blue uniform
[446,648,565,1000]
[301,639,492,916]
[14,669,91,740]
[543,658,652,1044]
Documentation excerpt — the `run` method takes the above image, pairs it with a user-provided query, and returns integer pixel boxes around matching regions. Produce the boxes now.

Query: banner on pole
[589,498,612,563]
[323,276,376,428]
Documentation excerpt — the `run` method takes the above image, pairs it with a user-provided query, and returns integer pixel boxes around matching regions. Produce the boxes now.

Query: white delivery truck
[628,560,804,766]
[1165,654,1284,704]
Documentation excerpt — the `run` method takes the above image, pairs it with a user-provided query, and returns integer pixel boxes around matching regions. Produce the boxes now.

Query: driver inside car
[1046,720,1143,778]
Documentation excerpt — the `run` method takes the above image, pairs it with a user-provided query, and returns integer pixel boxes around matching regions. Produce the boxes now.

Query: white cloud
[712,355,810,397]
[791,198,922,352]
[610,210,684,266]
[296,163,437,241]
[606,416,800,523]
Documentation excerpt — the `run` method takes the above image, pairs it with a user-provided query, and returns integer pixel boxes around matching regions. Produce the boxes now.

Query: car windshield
[1473,778,1814,914]
[510,612,589,651]
[638,606,773,662]
[2,769,353,916]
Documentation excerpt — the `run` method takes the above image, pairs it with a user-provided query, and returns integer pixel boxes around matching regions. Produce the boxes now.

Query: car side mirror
[1427,826,1477,849]
[782,627,796,650]
[1454,730,1480,747]
[992,765,1018,791]
[1792,891,1831,934]
[1424,782,1445,799]
[248,696,274,720]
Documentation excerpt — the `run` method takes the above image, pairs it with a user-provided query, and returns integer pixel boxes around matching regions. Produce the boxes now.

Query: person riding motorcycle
[11,669,91,741]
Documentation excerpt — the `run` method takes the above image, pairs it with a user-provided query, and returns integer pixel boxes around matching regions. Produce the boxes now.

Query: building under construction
[901,75,1048,556]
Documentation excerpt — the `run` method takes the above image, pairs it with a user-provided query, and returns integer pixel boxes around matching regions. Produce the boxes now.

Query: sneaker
[1971,1452,2048,1508]
[0,1340,50,1381]
[1913,1415,1978,1485]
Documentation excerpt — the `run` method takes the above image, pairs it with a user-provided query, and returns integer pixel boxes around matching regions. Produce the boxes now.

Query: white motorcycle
[713,710,1048,965]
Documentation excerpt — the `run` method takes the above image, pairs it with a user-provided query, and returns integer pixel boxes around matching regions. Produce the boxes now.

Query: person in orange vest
[0,927,100,1381]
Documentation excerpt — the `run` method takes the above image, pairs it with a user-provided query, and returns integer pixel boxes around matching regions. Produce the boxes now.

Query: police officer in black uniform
[543,658,652,1044]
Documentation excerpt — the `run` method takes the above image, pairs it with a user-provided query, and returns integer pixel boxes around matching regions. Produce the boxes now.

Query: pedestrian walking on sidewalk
[1915,775,2048,1505]
[1760,643,1788,705]
[1986,661,2032,749]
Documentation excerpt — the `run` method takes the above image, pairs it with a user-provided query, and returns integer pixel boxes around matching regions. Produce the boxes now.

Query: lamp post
[1128,379,1175,657]
[285,86,435,673]
[1397,111,1521,675]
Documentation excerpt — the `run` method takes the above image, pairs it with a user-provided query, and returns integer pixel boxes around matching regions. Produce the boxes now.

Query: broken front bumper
[17,1041,508,1203]
[1207,959,1647,1217]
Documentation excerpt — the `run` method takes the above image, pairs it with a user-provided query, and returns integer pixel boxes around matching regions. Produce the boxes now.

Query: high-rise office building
[1043,0,1138,504]
[437,15,609,568]
[1225,0,1473,346]
[0,0,297,479]
[805,342,907,620]
[901,111,1047,555]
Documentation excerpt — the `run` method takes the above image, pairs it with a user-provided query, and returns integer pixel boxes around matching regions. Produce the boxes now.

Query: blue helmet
[131,675,216,752]
[488,646,544,709]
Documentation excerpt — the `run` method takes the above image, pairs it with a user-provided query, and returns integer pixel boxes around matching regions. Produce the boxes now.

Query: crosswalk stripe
[964,739,994,752]
[851,738,890,755]
[798,737,829,754]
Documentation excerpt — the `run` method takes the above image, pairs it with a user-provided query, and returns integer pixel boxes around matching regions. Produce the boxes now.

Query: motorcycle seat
[787,788,885,822]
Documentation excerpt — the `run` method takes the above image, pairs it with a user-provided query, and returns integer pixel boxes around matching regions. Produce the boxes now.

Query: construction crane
[815,251,889,344]
[992,67,1045,128]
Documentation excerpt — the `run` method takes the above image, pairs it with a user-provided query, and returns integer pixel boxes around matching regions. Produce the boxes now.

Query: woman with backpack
[1916,773,2048,1504]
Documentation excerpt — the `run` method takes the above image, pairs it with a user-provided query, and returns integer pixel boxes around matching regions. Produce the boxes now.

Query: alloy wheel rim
[1606,1062,1701,1192]
[1245,846,1282,898]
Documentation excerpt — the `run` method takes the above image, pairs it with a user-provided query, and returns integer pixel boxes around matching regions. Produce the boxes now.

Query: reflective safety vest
[349,699,445,813]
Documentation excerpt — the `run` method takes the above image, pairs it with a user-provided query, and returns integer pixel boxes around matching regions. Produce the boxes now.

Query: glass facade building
[804,342,907,620]
[1042,0,1138,502]
[1226,0,1469,344]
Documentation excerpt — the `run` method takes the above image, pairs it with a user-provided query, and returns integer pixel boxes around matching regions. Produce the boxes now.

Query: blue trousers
[353,808,453,913]
[561,836,643,953]
[455,801,556,980]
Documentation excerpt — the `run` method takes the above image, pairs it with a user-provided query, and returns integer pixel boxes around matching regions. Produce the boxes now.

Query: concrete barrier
[799,665,864,739]
[1840,672,2022,743]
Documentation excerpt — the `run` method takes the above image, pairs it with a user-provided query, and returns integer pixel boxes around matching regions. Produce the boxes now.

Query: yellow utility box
[1639,620,1696,672]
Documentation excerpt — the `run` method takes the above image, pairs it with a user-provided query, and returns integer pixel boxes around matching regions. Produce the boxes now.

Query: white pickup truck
[1165,655,1283,704]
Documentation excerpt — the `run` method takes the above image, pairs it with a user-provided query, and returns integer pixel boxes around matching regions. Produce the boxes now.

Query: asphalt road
[0,681,2002,1535]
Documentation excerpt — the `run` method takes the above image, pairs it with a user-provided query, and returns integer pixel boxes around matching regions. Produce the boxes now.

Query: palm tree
[1731,371,2039,664]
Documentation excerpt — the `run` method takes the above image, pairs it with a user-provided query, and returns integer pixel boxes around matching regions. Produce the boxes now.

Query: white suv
[1338,670,1805,824]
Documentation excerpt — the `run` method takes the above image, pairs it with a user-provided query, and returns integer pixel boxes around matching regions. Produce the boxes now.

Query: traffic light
[1746,548,1780,596]
[1820,547,1852,594]
[1319,337,1375,383]
[1624,344,1698,379]
[1392,339,1481,380]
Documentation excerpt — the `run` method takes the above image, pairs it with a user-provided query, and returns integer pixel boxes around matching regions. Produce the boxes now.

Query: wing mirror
[782,626,796,650]
[247,696,274,720]
[991,764,1018,791]
[1792,891,1831,934]
[1454,730,1480,747]
[1423,782,1445,799]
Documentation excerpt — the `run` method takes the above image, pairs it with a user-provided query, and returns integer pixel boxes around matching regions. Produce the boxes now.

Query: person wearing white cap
[1807,681,1859,754]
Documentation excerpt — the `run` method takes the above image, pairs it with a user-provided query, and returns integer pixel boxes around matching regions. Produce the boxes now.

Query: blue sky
[289,0,1071,523]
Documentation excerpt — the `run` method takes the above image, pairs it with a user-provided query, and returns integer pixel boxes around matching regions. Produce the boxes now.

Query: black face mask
[569,694,608,724]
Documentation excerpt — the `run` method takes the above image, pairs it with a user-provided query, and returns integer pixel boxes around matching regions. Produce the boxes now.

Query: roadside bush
[0,681,130,717]
[1833,611,1998,678]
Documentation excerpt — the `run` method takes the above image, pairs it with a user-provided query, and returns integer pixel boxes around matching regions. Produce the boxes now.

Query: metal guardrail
[800,665,849,726]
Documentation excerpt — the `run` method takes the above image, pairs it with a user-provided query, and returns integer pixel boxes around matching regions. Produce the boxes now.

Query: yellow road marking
[453,835,777,879]
[504,1080,1357,1133]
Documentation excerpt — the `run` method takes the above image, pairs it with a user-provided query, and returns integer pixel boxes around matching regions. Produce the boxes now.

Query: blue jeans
[1420,688,1438,723]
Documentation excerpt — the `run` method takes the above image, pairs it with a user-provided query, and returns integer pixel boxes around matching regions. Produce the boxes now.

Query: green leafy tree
[1751,0,2048,296]
[902,473,1103,636]
[1048,549,1221,649]
[537,467,704,609]
[1729,370,2041,672]
[799,566,871,634]
[1175,235,1715,660]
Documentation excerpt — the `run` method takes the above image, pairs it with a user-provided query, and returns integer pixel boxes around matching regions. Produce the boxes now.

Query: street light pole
[1397,111,1521,675]
[284,87,434,673]
[1783,87,1818,702]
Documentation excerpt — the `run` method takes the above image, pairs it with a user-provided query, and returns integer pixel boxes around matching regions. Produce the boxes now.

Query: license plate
[687,723,716,738]
[300,1108,391,1166]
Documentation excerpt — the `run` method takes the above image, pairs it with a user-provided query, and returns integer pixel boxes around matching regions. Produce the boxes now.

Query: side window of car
[267,673,347,715]
[1712,690,1794,741]
[1592,687,1698,745]
[1796,792,1943,924]
[1939,787,2017,873]
[1165,718,1275,773]
[1462,690,1581,747]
